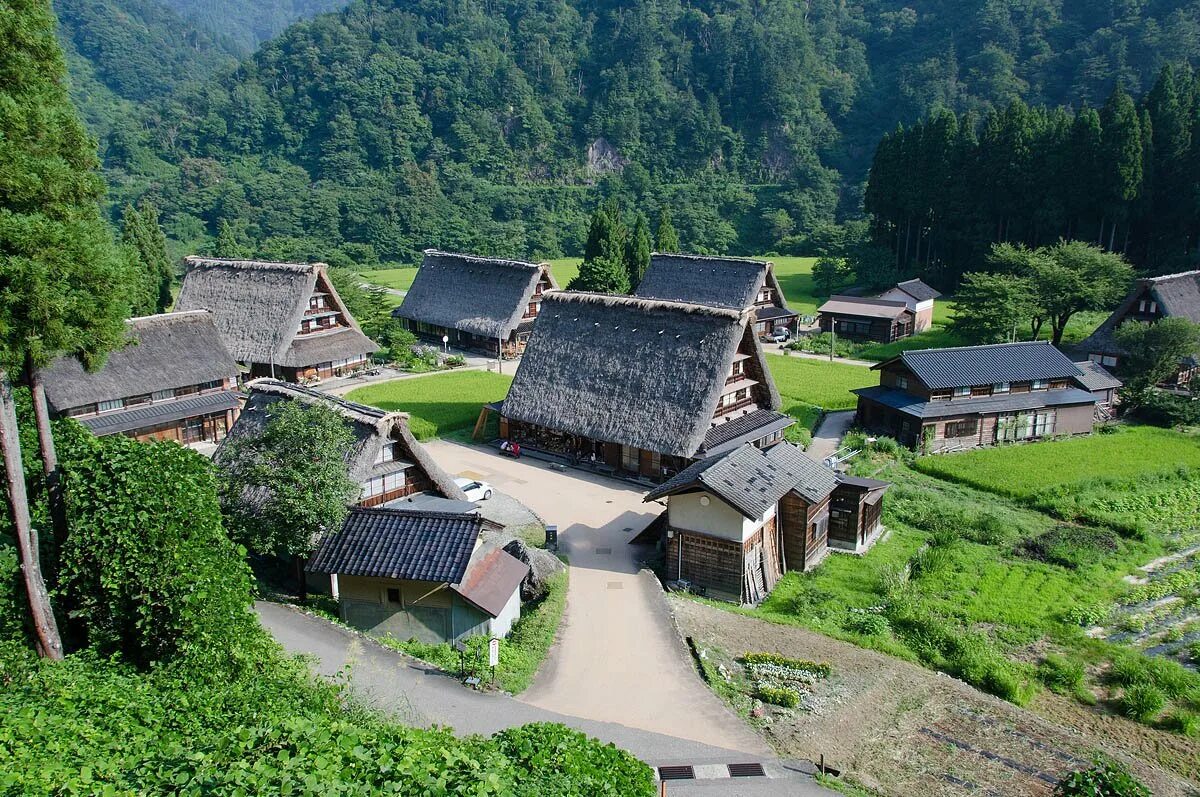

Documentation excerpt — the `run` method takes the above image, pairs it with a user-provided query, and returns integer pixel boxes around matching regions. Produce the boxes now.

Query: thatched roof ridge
[635,253,774,311]
[176,257,374,365]
[393,250,555,339]
[41,311,238,411]
[1074,270,1200,360]
[219,379,465,500]
[501,292,777,457]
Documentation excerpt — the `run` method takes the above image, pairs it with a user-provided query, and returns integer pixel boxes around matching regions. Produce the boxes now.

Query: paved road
[425,440,768,754]
[807,410,857,462]
[258,601,833,795]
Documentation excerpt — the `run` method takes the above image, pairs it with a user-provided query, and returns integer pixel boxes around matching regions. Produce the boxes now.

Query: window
[896,376,909,390]
[993,382,1010,394]
[386,588,401,604]
[67,404,97,417]
[930,389,951,401]
[151,389,173,402]
[731,360,744,377]
[1089,353,1118,368]
[374,442,397,464]
[1138,299,1158,314]
[98,398,123,412]
[759,288,773,303]
[525,302,538,317]
[198,380,224,392]
[953,386,970,397]
[944,418,978,438]
[1032,379,1048,390]
[125,394,151,406]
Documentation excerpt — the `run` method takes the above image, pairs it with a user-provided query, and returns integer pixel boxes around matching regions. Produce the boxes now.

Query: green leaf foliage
[217,399,360,557]
[1054,758,1150,797]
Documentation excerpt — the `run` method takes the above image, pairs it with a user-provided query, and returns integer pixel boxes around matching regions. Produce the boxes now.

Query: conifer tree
[1,0,135,659]
[655,208,680,253]
[121,201,174,315]
[626,213,651,290]
[570,202,631,293]
[213,219,248,258]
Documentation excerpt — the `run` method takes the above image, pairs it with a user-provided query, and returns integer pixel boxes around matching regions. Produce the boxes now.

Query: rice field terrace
[766,355,876,412]
[715,429,1200,761]
[344,371,512,440]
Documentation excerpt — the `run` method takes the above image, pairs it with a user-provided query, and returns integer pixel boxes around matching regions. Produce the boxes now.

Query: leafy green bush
[1121,683,1165,722]
[1016,525,1120,570]
[1061,603,1112,627]
[1054,758,1150,797]
[1109,651,1200,699]
[908,545,952,580]
[754,685,800,707]
[492,722,656,795]
[842,610,890,637]
[1164,709,1200,737]
[1037,654,1085,695]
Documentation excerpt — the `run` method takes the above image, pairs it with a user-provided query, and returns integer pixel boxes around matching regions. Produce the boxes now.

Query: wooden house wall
[819,313,912,343]
[779,492,830,572]
[665,530,743,601]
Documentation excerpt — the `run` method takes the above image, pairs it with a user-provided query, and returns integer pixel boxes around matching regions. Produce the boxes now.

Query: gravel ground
[669,597,1197,797]
[477,490,542,529]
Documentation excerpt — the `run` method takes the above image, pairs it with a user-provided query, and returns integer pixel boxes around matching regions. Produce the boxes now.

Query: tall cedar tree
[1,0,134,659]
[216,400,359,602]
[569,203,631,293]
[121,201,173,315]
[656,208,680,253]
[626,213,651,290]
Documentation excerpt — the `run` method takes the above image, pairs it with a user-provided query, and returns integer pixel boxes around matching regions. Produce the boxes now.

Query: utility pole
[830,322,836,362]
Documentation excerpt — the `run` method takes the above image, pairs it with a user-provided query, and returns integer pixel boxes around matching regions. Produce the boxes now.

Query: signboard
[488,637,500,667]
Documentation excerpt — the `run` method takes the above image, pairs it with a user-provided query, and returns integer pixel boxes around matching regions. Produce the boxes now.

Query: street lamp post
[442,334,449,354]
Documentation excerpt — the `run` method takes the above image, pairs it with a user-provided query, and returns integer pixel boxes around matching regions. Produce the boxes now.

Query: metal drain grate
[728,763,766,778]
[658,766,695,781]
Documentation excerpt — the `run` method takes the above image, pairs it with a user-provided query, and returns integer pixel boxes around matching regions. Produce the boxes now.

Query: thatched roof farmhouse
[1074,269,1200,385]
[497,291,792,482]
[40,311,241,446]
[218,379,466,507]
[634,253,798,337]
[176,257,376,382]
[393,250,557,357]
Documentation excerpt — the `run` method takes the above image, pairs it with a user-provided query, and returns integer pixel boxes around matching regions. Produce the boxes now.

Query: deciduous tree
[1113,317,1200,396]
[948,272,1037,343]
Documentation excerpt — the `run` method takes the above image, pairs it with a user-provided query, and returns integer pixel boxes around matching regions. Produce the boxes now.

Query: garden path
[806,410,857,462]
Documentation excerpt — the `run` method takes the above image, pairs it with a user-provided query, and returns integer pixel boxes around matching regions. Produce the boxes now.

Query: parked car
[455,478,493,501]
[765,327,791,343]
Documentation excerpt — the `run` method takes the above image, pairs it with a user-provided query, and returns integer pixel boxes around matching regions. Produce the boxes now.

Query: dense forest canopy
[61,0,1200,266]
[160,0,351,54]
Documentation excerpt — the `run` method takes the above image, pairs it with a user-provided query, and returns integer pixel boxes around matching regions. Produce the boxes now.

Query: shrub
[1016,525,1120,569]
[1121,683,1166,722]
[843,610,890,637]
[1054,758,1150,797]
[1062,603,1112,627]
[1109,652,1200,699]
[443,353,467,367]
[1037,654,1085,695]
[492,722,656,795]
[1164,709,1200,737]
[740,652,831,678]
[966,513,1013,545]
[754,685,800,707]
[908,545,952,580]
[784,423,813,449]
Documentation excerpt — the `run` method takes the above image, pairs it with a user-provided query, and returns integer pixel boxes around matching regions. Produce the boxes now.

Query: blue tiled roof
[79,390,241,436]
[307,508,481,582]
[882,341,1082,390]
[853,385,1096,419]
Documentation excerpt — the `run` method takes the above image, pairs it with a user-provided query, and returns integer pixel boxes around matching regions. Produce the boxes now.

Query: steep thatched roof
[393,250,556,338]
[1074,270,1200,362]
[635,253,784,312]
[176,257,375,366]
[217,379,465,500]
[41,311,238,411]
[501,292,781,457]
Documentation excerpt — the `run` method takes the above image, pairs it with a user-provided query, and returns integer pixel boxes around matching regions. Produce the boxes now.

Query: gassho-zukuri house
[634,253,799,338]
[307,508,529,644]
[852,341,1110,451]
[218,379,467,508]
[393,250,558,358]
[493,292,794,483]
[1073,269,1200,387]
[176,257,376,382]
[644,442,890,604]
[40,311,241,447]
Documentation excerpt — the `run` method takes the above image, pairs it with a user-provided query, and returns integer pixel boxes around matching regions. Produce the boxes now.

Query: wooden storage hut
[497,292,794,483]
[176,257,376,382]
[393,250,557,358]
[40,311,241,447]
[816,296,915,343]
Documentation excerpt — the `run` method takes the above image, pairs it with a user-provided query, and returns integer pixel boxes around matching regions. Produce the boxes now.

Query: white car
[455,478,493,502]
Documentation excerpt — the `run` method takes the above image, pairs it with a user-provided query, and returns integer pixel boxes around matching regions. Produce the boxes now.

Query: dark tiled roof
[456,549,529,618]
[818,296,912,320]
[835,474,891,491]
[78,390,241,436]
[881,341,1082,390]
[698,409,794,458]
[893,279,942,302]
[853,385,1096,420]
[755,306,798,323]
[306,508,481,582]
[646,442,836,517]
[1073,361,1123,392]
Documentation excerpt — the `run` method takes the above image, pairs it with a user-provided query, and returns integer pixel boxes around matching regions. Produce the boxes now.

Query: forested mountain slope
[97,0,1200,264]
[162,0,350,54]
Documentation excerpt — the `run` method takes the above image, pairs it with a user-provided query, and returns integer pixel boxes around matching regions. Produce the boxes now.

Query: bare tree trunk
[0,373,63,660]
[295,556,308,604]
[25,355,65,546]
[1109,222,1117,252]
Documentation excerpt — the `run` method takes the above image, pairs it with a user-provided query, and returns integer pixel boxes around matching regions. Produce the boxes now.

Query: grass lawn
[358,267,418,292]
[912,426,1200,498]
[345,371,513,440]
[766,355,876,411]
[545,258,581,287]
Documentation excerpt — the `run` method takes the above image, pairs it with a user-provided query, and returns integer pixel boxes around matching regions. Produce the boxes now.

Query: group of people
[499,439,522,458]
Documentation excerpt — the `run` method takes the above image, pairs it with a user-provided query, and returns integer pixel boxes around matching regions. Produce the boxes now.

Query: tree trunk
[1052,314,1070,346]
[25,355,65,547]
[0,373,63,660]
[1030,316,1044,339]
[295,555,308,604]
[1108,222,1117,252]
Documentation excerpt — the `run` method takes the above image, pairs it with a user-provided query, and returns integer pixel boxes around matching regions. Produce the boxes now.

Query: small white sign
[488,637,500,667]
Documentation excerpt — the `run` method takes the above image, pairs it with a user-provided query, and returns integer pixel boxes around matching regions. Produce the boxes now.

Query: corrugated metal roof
[455,549,529,618]
[817,296,911,320]
[853,385,1096,419]
[78,390,241,436]
[886,341,1081,390]
[1073,361,1123,391]
[306,508,481,583]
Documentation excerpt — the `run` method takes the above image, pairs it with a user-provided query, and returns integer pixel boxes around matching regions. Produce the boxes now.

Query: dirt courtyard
[670,597,1199,796]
